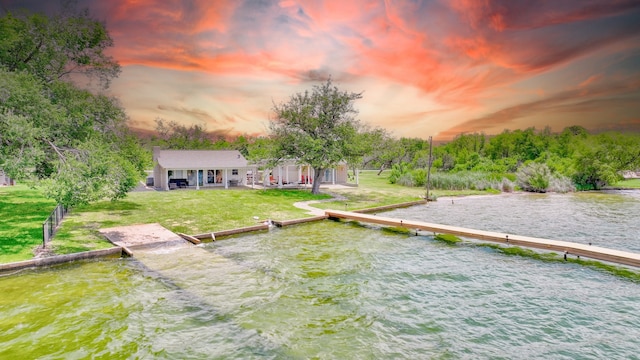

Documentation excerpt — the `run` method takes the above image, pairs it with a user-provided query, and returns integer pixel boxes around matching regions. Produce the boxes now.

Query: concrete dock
[325,209,640,268]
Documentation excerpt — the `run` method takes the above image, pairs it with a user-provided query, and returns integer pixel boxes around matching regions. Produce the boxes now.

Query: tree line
[2,6,639,206]
[372,126,640,192]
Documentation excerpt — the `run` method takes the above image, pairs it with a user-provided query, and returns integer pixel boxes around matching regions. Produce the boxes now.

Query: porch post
[332,168,336,185]
[285,165,289,184]
[196,169,200,190]
[224,169,228,189]
[278,166,283,188]
[165,169,169,191]
[298,167,302,185]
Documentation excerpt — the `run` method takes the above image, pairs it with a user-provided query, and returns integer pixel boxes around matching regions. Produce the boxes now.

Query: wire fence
[42,204,68,247]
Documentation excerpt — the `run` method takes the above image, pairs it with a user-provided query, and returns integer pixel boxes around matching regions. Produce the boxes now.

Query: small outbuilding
[152,147,256,191]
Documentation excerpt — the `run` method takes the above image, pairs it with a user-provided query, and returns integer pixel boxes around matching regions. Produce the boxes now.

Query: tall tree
[0,5,120,88]
[269,79,362,194]
[0,6,145,207]
[572,132,640,190]
[0,69,144,206]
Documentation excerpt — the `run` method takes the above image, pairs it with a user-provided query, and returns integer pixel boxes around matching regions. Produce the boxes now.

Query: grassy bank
[1,170,489,262]
[610,178,640,189]
[0,185,57,263]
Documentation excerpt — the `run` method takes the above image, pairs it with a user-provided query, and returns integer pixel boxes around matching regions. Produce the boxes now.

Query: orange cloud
[5,0,640,140]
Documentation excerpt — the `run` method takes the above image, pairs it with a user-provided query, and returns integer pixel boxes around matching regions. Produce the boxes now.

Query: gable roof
[156,150,249,169]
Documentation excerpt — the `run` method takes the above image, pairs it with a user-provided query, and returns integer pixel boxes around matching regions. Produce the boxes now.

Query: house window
[232,169,238,175]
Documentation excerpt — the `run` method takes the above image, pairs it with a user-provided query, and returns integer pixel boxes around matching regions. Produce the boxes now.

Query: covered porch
[160,167,256,190]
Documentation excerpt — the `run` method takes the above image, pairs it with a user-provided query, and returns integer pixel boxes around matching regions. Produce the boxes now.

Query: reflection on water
[1,191,639,359]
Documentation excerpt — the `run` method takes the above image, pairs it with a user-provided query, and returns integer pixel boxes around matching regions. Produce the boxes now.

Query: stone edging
[0,247,123,274]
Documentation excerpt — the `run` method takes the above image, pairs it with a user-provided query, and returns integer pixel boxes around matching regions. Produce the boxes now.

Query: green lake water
[1,191,639,359]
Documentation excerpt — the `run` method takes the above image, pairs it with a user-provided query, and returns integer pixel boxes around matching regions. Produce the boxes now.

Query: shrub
[396,173,414,187]
[411,168,427,187]
[516,163,574,193]
[548,175,575,193]
[388,163,409,184]
[517,163,550,192]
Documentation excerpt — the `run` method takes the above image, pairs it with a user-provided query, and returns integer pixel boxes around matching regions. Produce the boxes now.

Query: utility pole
[425,136,433,201]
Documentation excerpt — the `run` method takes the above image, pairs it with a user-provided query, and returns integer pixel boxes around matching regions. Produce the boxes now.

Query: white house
[262,159,356,187]
[152,147,256,191]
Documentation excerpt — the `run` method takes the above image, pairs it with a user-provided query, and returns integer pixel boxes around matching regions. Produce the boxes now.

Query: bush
[396,173,414,187]
[548,175,575,193]
[388,163,409,184]
[411,168,427,187]
[517,163,550,192]
[517,163,575,193]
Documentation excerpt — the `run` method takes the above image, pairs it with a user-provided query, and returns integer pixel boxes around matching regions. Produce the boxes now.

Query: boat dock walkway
[325,209,640,268]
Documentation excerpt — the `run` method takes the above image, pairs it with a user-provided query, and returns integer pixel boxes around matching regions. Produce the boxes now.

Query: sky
[4,0,640,141]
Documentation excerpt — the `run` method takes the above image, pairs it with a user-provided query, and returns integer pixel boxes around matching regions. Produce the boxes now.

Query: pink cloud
[4,0,640,140]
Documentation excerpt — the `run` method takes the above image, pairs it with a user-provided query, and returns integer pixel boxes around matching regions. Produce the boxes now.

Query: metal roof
[156,150,249,169]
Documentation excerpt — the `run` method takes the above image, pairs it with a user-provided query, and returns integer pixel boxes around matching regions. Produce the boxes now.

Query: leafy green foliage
[270,78,363,194]
[0,69,144,206]
[372,125,638,193]
[0,7,147,207]
[0,7,120,87]
[516,163,550,192]
[151,118,215,149]
[571,133,640,190]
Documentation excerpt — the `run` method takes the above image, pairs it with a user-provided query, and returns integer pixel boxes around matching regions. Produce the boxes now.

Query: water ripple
[1,192,640,358]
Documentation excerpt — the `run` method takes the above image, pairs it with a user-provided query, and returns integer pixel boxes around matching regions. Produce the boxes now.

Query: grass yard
[51,188,330,256]
[1,170,490,263]
[0,185,57,263]
[611,178,640,189]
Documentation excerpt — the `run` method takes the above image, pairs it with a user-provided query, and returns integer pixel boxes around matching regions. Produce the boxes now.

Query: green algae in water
[428,232,640,282]
[476,243,640,282]
[381,226,412,235]
[433,234,462,245]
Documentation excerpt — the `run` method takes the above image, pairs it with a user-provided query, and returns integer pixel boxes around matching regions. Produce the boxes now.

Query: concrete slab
[99,223,189,252]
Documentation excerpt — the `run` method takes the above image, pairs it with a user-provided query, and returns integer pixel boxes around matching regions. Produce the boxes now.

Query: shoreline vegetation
[1,170,484,264]
[1,171,640,280]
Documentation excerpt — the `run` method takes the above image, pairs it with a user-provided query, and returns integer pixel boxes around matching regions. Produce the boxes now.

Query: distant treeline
[363,126,640,192]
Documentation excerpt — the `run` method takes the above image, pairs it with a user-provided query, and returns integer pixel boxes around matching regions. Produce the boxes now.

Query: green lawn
[51,188,330,256]
[0,185,57,263]
[611,178,640,189]
[1,171,489,263]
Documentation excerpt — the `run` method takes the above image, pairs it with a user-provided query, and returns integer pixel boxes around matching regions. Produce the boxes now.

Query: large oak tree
[269,79,362,194]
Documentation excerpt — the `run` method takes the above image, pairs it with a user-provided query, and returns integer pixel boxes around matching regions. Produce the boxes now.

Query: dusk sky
[4,0,640,141]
